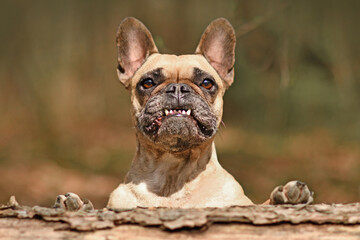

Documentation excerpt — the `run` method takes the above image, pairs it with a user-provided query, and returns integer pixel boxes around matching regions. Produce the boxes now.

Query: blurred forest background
[0,0,359,208]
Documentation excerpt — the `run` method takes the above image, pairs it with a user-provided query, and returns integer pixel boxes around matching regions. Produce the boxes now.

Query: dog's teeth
[165,109,191,115]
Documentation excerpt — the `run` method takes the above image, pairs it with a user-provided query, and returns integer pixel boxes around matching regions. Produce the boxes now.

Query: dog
[54,17,313,210]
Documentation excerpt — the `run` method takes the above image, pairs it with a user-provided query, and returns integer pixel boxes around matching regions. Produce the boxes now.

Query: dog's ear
[195,18,236,88]
[116,17,158,88]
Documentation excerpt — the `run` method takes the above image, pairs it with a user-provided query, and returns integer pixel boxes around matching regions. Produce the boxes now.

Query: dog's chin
[140,111,216,152]
[156,116,207,152]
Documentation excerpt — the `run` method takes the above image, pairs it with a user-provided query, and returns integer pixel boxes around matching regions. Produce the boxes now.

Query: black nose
[165,83,191,98]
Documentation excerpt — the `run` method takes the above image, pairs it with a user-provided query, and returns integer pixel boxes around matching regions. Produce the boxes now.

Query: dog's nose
[165,83,191,97]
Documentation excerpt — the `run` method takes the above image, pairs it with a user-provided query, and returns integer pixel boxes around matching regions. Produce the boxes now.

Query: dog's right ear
[116,17,158,89]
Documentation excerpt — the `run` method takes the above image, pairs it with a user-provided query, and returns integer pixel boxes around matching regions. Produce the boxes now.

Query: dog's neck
[124,134,219,197]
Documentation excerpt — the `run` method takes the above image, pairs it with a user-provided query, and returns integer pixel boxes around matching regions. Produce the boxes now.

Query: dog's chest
[129,173,234,208]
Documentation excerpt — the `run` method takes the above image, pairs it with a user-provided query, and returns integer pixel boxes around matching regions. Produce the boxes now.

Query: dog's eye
[200,79,214,90]
[141,78,155,89]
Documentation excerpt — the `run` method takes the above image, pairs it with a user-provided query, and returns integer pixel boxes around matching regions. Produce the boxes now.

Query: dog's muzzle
[137,83,217,151]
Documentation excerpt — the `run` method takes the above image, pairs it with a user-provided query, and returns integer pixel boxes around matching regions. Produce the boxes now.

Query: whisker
[217,129,224,142]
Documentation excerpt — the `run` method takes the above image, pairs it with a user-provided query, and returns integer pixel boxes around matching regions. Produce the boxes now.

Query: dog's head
[116,17,236,152]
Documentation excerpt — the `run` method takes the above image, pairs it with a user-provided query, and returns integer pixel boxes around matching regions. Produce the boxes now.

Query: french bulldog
[54,17,313,210]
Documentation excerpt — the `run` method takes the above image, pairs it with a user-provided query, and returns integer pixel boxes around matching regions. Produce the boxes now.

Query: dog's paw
[53,192,94,211]
[270,180,314,205]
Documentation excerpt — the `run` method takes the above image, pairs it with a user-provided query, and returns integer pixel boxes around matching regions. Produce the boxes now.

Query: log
[0,196,359,239]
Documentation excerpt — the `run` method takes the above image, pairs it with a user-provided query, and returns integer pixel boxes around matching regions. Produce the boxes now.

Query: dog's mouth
[144,108,214,138]
[137,90,218,151]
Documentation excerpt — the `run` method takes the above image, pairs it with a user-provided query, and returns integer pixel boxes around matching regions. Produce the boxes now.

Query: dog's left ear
[195,18,236,88]
[116,17,159,89]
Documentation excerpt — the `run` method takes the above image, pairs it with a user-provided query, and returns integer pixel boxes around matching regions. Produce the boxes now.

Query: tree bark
[0,197,359,239]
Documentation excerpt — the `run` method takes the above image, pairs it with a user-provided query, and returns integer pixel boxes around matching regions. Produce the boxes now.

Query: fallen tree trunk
[0,197,359,239]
